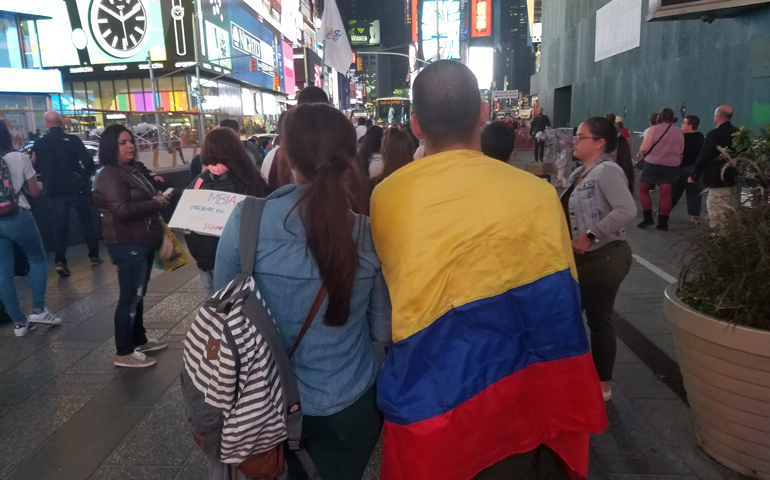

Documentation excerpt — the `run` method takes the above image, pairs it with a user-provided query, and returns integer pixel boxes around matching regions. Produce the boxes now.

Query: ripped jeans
[107,241,160,356]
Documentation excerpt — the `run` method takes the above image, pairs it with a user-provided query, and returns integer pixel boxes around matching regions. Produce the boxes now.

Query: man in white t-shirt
[0,150,63,336]
[355,117,368,141]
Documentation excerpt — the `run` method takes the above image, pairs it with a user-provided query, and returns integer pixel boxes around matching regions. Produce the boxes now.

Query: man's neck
[715,119,728,127]
[424,138,480,157]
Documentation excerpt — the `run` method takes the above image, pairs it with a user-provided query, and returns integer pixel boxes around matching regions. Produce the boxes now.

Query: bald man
[31,111,101,276]
[370,61,607,480]
[690,105,739,228]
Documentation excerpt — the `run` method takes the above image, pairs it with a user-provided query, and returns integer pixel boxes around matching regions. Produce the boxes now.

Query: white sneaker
[14,321,38,337]
[114,351,157,368]
[601,382,612,402]
[28,308,63,326]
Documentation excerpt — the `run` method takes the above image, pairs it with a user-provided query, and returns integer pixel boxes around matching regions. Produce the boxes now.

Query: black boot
[656,215,669,231]
[637,210,655,229]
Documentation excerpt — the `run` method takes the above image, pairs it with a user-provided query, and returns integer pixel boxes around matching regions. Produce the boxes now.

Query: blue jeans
[0,209,48,324]
[49,193,100,265]
[107,242,159,356]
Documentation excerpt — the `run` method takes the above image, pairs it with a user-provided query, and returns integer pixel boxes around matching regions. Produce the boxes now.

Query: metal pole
[435,1,440,60]
[147,54,163,150]
[192,8,205,145]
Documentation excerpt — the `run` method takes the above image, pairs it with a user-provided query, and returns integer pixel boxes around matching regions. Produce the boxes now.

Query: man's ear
[411,115,425,140]
[479,103,490,129]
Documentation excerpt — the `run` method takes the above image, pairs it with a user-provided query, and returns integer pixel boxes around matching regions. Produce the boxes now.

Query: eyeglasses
[573,134,599,142]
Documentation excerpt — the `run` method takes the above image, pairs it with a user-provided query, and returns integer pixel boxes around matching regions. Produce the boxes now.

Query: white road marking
[632,254,677,284]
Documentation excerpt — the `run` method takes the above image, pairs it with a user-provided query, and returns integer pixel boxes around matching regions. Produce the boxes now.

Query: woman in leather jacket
[92,125,171,369]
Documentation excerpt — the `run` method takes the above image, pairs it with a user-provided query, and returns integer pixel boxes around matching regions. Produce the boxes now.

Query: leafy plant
[678,126,770,331]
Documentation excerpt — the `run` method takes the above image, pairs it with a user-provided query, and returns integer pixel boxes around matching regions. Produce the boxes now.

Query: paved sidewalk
[0,152,749,479]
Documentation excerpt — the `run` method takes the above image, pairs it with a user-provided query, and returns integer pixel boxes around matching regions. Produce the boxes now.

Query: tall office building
[494,0,532,96]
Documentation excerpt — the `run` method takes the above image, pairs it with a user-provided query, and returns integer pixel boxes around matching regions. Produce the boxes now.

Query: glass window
[19,19,41,69]
[99,80,115,110]
[129,78,143,93]
[158,77,173,92]
[87,81,101,109]
[72,82,88,110]
[114,79,130,111]
[0,14,23,69]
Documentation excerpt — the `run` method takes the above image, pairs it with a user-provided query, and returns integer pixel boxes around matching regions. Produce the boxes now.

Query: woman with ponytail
[213,103,391,480]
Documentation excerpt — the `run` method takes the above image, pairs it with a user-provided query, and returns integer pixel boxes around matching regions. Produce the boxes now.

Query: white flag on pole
[319,0,353,75]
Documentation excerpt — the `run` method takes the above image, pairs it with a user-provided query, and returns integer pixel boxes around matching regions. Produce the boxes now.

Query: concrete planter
[663,285,770,480]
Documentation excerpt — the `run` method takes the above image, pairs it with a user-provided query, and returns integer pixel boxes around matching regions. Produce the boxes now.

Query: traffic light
[249,58,257,72]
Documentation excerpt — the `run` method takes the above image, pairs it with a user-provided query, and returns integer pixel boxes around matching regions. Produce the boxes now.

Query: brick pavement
[0,152,749,479]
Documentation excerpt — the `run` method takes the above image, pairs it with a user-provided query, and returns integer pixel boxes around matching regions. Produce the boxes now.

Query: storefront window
[99,80,115,110]
[86,81,101,110]
[0,14,23,69]
[128,79,144,111]
[19,20,41,69]
[158,77,173,92]
[114,79,130,111]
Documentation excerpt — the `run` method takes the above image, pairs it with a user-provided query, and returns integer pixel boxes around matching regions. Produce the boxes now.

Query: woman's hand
[153,193,170,207]
[572,234,592,254]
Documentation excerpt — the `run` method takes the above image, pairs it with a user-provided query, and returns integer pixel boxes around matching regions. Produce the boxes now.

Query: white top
[356,125,367,141]
[3,152,35,209]
[368,153,384,178]
[260,146,279,180]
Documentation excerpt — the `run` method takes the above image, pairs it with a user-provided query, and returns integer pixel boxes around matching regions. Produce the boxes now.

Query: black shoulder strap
[647,124,672,157]
[237,196,266,279]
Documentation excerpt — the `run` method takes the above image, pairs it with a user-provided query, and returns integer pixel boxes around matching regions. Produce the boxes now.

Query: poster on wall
[35,0,194,73]
[595,0,642,62]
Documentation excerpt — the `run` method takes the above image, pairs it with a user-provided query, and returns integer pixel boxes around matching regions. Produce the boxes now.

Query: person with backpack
[211,103,391,480]
[30,111,101,277]
[92,125,171,368]
[184,127,269,294]
[0,122,63,337]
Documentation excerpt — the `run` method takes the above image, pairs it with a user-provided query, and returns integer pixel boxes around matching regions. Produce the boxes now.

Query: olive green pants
[286,385,382,480]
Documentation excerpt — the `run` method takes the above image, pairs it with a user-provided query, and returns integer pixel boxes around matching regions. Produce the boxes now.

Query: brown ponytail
[283,104,360,327]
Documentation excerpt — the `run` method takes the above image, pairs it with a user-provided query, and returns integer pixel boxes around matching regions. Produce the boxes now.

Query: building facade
[532,0,770,131]
[0,2,63,145]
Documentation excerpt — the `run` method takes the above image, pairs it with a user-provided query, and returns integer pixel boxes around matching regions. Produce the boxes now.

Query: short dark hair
[412,60,481,148]
[649,113,658,126]
[98,124,134,167]
[219,119,240,133]
[357,117,366,126]
[0,121,14,154]
[297,86,329,105]
[658,108,677,124]
[481,122,515,162]
[684,115,700,131]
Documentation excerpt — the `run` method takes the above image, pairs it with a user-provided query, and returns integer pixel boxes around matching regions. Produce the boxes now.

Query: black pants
[533,138,545,161]
[473,445,569,480]
[670,165,702,217]
[286,386,382,480]
[49,193,100,264]
[106,242,158,356]
[575,241,632,382]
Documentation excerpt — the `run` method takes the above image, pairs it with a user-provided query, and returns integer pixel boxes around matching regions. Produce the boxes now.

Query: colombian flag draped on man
[371,150,609,480]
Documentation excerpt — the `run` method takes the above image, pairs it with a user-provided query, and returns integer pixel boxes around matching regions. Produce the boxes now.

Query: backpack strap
[236,195,322,480]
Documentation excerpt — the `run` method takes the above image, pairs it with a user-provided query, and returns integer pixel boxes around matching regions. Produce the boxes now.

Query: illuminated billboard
[471,0,491,37]
[35,0,190,71]
[347,20,381,46]
[421,0,461,62]
[467,46,492,88]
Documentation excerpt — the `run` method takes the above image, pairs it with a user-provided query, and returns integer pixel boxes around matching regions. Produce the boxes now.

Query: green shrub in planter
[678,125,770,332]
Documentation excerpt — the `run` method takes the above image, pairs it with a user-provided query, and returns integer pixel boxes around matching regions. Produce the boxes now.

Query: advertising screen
[198,0,281,90]
[347,20,381,46]
[281,39,296,95]
[471,0,491,37]
[35,0,194,72]
[421,0,461,62]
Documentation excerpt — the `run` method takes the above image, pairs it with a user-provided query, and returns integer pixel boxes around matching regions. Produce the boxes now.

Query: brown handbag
[235,284,328,479]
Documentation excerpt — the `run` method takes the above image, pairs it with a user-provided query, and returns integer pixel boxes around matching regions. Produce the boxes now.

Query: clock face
[89,0,150,59]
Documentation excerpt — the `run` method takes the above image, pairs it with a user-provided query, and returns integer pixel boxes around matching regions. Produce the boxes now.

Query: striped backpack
[181,197,321,479]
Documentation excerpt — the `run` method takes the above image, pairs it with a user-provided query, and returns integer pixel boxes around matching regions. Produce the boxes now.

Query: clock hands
[99,3,123,21]
[123,2,142,21]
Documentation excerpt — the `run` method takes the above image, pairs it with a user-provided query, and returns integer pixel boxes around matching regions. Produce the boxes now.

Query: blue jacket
[214,184,392,416]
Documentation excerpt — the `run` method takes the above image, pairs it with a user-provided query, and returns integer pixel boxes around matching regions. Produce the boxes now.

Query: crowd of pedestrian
[0,53,751,480]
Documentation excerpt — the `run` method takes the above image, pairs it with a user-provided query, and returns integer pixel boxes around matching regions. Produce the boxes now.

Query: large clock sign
[89,0,150,58]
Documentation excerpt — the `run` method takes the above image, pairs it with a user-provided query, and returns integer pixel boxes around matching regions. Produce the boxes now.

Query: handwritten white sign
[168,189,249,237]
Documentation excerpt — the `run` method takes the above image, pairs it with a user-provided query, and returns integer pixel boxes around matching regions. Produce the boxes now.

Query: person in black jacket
[185,127,269,293]
[530,108,551,161]
[689,105,739,228]
[31,111,101,276]
[671,115,705,223]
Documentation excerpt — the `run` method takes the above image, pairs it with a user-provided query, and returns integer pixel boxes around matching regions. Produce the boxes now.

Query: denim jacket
[564,155,637,252]
[214,184,392,416]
